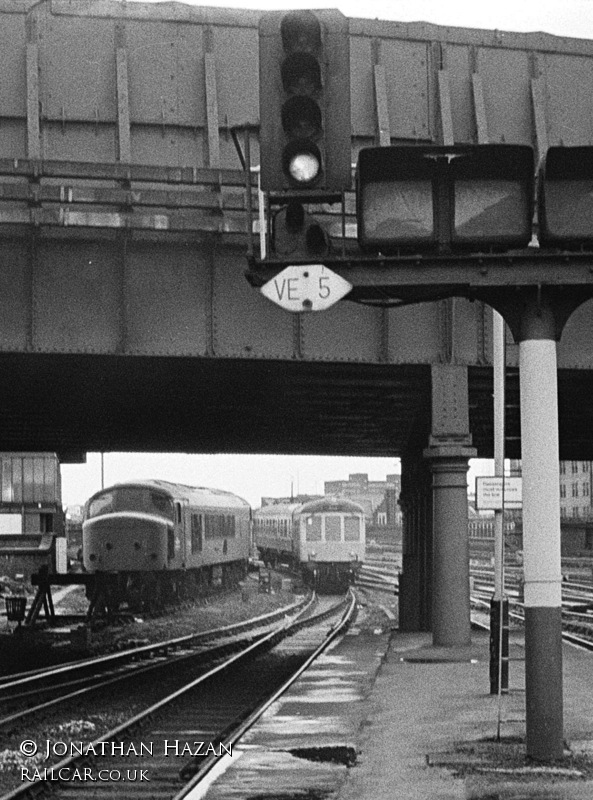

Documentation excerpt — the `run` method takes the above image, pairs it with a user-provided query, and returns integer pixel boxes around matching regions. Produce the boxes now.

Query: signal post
[249,9,593,763]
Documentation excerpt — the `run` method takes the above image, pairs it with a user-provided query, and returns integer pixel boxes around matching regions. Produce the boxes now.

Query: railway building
[0,453,65,582]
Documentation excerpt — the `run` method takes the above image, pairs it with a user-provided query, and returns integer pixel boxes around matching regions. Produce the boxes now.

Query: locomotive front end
[82,485,174,573]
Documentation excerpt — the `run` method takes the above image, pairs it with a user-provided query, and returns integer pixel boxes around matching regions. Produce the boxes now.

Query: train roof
[86,479,250,510]
[254,501,302,517]
[300,497,365,515]
[255,496,365,517]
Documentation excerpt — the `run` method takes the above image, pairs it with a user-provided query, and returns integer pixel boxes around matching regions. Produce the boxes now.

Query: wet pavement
[200,621,593,800]
[203,626,389,800]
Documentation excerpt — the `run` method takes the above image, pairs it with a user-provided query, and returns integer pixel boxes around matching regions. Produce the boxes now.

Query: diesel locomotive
[253,496,365,591]
[82,480,250,612]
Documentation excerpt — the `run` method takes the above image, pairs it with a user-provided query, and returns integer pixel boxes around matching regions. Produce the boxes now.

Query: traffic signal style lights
[259,9,351,199]
[271,201,330,260]
[356,144,535,254]
[538,146,593,249]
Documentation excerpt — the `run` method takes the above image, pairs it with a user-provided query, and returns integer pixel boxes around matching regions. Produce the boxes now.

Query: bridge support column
[424,443,476,646]
[424,365,476,647]
[399,453,432,631]
[519,299,563,761]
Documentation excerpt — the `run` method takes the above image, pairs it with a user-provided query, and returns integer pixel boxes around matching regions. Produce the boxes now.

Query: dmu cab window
[87,488,174,521]
[325,516,341,542]
[344,516,361,542]
[305,516,322,541]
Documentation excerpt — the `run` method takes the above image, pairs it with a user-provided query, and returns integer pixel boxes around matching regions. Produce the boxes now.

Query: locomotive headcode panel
[82,480,250,613]
[254,496,365,592]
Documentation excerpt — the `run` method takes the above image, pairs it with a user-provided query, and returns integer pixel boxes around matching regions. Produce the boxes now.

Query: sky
[131,0,593,39]
[61,0,588,508]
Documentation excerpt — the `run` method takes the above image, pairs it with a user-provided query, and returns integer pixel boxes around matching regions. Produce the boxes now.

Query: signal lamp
[281,53,321,95]
[271,200,330,259]
[281,96,322,140]
[283,141,322,186]
[538,146,593,249]
[281,11,322,53]
[356,144,534,254]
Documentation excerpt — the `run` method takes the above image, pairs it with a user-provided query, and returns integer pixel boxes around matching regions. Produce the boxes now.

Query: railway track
[471,584,593,651]
[355,564,398,594]
[0,594,311,730]
[0,593,355,800]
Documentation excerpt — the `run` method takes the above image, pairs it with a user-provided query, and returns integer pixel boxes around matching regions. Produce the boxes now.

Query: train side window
[175,503,182,525]
[191,514,203,553]
[167,528,175,560]
[225,515,236,538]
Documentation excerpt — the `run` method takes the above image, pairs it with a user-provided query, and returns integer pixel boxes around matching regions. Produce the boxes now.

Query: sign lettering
[261,264,352,312]
[476,476,522,510]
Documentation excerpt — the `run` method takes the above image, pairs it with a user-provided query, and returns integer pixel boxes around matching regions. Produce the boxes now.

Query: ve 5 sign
[260,264,352,312]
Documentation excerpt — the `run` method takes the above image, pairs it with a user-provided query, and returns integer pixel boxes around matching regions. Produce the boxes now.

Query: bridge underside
[0,352,591,460]
[0,353,429,456]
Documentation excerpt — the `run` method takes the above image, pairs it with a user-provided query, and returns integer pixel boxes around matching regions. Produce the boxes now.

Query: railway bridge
[2,0,593,760]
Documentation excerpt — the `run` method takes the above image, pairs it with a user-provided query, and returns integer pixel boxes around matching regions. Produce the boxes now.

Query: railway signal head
[356,144,535,254]
[538,146,593,249]
[259,9,351,200]
[271,200,330,260]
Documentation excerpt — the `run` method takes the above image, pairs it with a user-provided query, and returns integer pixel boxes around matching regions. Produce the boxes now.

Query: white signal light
[289,152,321,184]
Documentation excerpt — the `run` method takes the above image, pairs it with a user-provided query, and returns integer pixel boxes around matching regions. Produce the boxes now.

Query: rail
[0,593,352,800]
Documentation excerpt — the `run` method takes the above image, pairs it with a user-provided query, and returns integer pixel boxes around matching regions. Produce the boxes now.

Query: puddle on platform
[400,657,479,664]
[478,796,564,800]
[246,793,332,800]
[288,745,357,767]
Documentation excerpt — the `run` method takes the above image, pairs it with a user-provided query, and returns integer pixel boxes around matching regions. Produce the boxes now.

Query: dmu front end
[254,496,365,591]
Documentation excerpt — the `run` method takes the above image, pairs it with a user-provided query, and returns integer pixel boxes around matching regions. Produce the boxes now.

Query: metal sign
[475,476,522,510]
[260,264,352,312]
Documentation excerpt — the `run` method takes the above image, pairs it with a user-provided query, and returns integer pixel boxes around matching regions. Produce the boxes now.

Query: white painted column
[519,333,563,760]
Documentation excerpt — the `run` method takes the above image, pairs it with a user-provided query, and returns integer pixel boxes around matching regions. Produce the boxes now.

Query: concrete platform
[201,625,593,800]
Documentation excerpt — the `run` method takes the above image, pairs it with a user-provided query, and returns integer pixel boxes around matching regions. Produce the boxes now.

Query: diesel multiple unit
[253,496,365,591]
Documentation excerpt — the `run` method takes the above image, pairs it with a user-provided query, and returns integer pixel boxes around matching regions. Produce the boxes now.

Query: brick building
[506,459,593,557]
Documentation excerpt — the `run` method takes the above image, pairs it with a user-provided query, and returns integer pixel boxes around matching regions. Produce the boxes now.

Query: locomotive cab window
[87,488,174,521]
